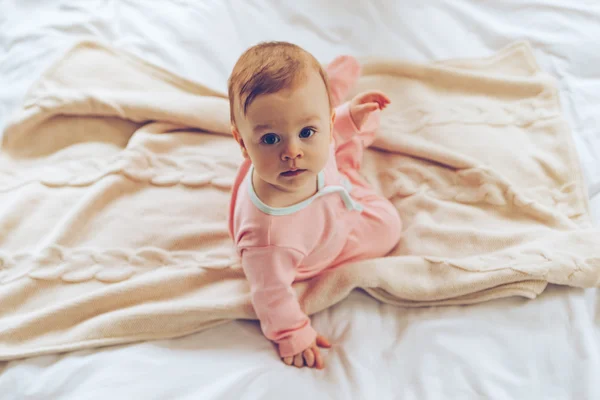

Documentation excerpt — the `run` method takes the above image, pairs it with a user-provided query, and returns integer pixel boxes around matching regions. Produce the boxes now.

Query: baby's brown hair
[227,41,332,125]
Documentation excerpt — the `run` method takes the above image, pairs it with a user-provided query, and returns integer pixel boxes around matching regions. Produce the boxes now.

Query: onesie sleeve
[333,101,360,145]
[241,246,317,358]
[333,101,380,146]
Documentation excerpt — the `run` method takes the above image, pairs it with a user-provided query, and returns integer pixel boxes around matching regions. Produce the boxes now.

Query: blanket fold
[0,40,598,361]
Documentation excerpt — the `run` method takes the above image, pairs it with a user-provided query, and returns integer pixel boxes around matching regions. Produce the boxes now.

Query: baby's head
[228,41,334,194]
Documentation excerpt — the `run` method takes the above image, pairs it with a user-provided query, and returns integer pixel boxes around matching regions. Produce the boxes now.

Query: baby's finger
[373,93,391,109]
[294,353,304,368]
[316,335,332,348]
[375,91,391,104]
[374,96,390,109]
[283,356,293,366]
[304,349,315,368]
[365,103,380,112]
[313,347,325,369]
[354,103,379,116]
[359,90,389,105]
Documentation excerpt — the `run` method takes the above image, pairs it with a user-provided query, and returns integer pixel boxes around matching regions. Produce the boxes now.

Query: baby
[227,42,402,369]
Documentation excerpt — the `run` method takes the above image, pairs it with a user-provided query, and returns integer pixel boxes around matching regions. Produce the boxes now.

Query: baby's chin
[274,170,315,189]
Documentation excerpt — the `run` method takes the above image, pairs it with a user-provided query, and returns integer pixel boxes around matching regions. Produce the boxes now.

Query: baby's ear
[329,109,336,141]
[231,125,249,159]
[231,124,240,141]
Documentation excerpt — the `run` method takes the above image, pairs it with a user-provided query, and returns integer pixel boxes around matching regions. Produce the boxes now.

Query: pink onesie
[228,102,402,358]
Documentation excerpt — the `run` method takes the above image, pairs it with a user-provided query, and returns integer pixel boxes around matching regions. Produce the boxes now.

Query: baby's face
[234,69,333,194]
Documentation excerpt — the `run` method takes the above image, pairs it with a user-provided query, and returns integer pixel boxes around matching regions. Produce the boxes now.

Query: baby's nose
[282,141,302,160]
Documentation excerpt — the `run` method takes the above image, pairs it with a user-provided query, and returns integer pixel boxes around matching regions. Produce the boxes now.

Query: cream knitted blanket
[0,40,598,360]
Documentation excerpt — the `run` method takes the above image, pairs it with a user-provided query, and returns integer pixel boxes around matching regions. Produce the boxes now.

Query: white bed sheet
[0,1,599,399]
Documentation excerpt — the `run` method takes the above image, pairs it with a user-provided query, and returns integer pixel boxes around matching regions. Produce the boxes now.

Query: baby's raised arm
[332,92,390,147]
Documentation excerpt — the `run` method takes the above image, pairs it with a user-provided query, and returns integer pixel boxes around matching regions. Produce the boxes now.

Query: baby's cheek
[256,158,278,180]
[318,143,331,164]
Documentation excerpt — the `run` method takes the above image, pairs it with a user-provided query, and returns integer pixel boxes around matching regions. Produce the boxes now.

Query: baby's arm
[332,91,391,146]
[241,246,317,359]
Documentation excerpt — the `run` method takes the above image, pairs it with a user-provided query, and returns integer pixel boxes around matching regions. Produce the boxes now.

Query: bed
[0,1,599,399]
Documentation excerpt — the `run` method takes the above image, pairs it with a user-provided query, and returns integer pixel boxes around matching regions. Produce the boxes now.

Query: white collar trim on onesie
[246,165,363,216]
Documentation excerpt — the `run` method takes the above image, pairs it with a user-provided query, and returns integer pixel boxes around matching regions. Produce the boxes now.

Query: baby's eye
[261,134,280,145]
[299,128,316,138]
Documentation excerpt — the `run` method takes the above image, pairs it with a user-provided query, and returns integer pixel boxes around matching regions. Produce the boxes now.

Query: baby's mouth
[280,169,306,177]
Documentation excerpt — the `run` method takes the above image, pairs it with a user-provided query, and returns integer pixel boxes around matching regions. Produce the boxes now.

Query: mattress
[0,1,598,399]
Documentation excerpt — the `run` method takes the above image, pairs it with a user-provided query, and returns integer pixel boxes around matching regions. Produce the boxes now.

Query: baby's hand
[282,334,332,369]
[349,90,391,130]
